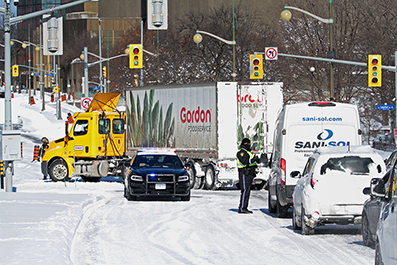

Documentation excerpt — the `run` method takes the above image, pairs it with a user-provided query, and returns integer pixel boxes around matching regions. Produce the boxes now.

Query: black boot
[42,176,47,180]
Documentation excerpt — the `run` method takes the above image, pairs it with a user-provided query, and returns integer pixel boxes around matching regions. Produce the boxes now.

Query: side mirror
[371,177,386,198]
[290,171,301,178]
[363,187,371,195]
[260,153,269,167]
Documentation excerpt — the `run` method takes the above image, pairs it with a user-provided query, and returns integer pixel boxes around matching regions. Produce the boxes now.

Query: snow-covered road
[69,188,374,265]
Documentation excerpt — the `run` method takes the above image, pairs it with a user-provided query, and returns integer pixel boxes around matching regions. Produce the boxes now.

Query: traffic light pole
[0,0,92,192]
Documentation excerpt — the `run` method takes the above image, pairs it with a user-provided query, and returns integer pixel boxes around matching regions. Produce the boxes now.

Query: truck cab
[42,93,127,182]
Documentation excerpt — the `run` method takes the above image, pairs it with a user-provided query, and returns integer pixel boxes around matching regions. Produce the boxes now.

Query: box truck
[125,82,283,189]
[41,82,283,190]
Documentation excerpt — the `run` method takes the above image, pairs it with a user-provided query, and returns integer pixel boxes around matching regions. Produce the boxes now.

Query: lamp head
[193,33,203,44]
[281,9,292,21]
[80,53,84,60]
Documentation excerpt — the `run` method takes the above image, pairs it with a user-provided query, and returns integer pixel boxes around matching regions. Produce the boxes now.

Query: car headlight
[178,174,189,182]
[131,175,143,181]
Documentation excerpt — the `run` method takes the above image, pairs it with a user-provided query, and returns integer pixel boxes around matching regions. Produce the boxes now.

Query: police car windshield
[132,154,184,169]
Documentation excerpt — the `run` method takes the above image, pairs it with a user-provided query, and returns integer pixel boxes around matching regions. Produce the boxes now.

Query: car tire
[292,206,301,230]
[268,190,276,213]
[124,185,136,201]
[181,192,191,201]
[203,165,216,190]
[301,205,315,235]
[375,240,384,265]
[48,158,70,182]
[362,213,374,247]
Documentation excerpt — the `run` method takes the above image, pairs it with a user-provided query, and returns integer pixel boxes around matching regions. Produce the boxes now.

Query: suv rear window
[320,156,376,175]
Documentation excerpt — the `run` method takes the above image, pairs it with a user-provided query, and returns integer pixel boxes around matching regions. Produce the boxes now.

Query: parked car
[362,170,391,247]
[291,145,386,235]
[375,158,397,265]
[123,150,191,201]
[385,148,397,169]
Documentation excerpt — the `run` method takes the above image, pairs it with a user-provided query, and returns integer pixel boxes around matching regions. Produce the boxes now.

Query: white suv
[291,145,386,235]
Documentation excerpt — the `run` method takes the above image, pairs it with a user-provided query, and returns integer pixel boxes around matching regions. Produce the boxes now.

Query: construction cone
[32,145,40,162]
[30,96,35,105]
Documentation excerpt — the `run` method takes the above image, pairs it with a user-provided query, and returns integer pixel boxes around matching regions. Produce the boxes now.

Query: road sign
[376,104,396,111]
[53,86,59,93]
[265,47,278,60]
[81,97,92,110]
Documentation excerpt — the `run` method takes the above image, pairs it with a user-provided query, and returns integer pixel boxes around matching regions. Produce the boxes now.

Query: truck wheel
[276,191,289,218]
[49,159,70,182]
[186,163,196,189]
[268,190,276,213]
[301,205,315,235]
[203,165,215,190]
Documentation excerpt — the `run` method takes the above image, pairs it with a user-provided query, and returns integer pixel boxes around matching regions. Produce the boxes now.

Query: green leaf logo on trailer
[126,89,175,147]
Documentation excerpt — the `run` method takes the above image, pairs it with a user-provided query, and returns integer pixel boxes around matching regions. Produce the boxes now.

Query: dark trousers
[238,170,255,211]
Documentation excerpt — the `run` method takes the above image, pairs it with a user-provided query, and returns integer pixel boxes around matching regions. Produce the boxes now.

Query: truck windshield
[74,120,88,136]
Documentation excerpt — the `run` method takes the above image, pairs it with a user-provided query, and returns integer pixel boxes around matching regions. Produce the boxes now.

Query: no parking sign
[81,97,92,110]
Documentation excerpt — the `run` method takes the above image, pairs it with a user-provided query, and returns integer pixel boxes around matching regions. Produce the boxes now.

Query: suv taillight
[310,173,316,188]
[280,158,286,185]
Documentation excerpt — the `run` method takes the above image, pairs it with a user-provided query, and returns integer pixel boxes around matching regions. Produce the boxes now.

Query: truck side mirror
[290,171,301,178]
[260,153,269,167]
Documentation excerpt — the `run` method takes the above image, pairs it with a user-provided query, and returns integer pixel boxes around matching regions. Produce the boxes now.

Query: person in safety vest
[237,138,259,214]
[39,137,49,180]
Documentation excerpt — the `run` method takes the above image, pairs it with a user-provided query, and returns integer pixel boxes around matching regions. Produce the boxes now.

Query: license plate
[155,183,166,190]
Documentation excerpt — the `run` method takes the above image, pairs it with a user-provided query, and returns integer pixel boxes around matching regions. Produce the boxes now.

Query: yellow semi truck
[41,93,128,182]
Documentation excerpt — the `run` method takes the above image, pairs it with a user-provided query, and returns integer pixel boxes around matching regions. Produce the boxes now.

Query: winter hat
[241,138,251,146]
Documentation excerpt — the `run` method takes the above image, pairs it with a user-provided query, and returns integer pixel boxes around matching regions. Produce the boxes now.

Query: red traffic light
[253,58,260,65]
[133,48,140,54]
[371,58,378,65]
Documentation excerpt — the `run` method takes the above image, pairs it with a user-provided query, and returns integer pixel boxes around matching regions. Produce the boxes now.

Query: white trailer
[125,82,283,189]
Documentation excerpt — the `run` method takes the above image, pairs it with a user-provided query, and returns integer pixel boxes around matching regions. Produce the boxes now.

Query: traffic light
[12,65,18,77]
[129,44,143,69]
[368,54,382,87]
[102,66,107,79]
[249,54,263,79]
[51,76,55,84]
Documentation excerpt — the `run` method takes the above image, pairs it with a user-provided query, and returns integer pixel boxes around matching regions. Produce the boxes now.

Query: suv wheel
[301,205,315,235]
[292,206,301,230]
[362,213,374,247]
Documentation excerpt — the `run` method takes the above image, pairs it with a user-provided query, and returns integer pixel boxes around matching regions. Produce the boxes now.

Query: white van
[267,101,363,217]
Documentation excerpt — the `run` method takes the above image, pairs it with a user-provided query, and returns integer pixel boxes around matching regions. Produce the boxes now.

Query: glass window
[302,157,315,176]
[132,155,183,168]
[73,120,88,136]
[113,119,124,134]
[320,156,375,175]
[99,119,110,134]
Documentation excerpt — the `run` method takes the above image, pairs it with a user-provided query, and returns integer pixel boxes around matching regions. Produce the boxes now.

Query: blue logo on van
[295,129,350,149]
[317,129,333,141]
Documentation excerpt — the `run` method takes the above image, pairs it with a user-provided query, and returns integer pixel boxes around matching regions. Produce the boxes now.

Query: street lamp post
[281,2,335,100]
[193,30,237,81]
